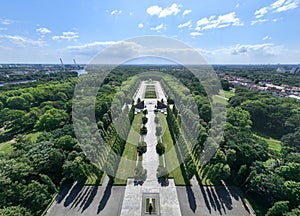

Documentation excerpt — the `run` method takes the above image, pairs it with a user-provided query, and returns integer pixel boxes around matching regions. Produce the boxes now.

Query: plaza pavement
[120,81,181,215]
[46,177,125,216]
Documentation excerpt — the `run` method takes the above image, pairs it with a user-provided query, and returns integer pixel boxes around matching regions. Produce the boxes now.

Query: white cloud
[0,18,14,25]
[271,0,286,9]
[178,20,192,29]
[190,32,202,37]
[263,35,272,40]
[196,12,242,31]
[198,43,300,64]
[52,31,79,41]
[254,7,268,18]
[67,41,117,55]
[182,9,192,16]
[138,23,144,28]
[0,34,46,47]
[253,0,298,20]
[150,23,166,31]
[230,43,276,55]
[36,27,51,34]
[276,0,298,12]
[110,10,122,15]
[146,4,181,18]
[251,19,268,25]
[146,5,162,16]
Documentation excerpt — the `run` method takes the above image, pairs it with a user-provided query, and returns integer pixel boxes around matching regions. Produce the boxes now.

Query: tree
[221,79,233,91]
[6,96,30,110]
[55,135,77,151]
[21,92,34,104]
[22,180,51,215]
[54,92,68,102]
[156,126,162,136]
[156,141,165,155]
[134,164,147,181]
[140,125,147,135]
[137,141,147,156]
[35,108,68,131]
[199,104,211,122]
[266,201,289,216]
[281,130,300,152]
[0,206,32,216]
[142,116,148,125]
[157,165,168,182]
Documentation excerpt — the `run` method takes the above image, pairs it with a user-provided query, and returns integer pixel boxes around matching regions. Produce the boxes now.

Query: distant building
[276,67,286,73]
[288,95,300,100]
[135,101,145,109]
[157,100,167,109]
[290,66,300,74]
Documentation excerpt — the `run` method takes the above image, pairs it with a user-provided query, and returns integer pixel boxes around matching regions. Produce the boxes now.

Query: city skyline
[0,0,299,64]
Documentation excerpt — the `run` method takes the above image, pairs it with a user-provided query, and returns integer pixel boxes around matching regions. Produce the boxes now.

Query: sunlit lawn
[212,95,228,105]
[158,113,186,185]
[25,131,42,142]
[144,85,157,98]
[220,89,235,99]
[254,133,282,153]
[0,139,15,154]
[114,113,142,185]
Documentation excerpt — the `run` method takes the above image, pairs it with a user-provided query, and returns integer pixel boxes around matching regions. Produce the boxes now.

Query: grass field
[0,139,15,154]
[25,131,42,142]
[254,133,282,153]
[212,95,228,105]
[144,85,157,99]
[220,90,235,99]
[114,113,142,185]
[158,113,186,185]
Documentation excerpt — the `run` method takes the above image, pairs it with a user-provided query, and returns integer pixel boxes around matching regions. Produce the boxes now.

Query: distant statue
[149,203,153,215]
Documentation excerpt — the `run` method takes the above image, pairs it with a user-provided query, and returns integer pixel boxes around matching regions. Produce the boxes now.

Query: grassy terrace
[114,113,143,185]
[222,89,235,99]
[158,113,186,185]
[0,139,15,155]
[144,85,157,99]
[254,133,282,153]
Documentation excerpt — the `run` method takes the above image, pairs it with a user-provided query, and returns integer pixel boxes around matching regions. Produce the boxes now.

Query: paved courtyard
[177,177,254,216]
[46,177,125,216]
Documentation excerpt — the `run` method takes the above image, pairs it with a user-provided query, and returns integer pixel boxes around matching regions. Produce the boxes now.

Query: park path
[120,81,181,216]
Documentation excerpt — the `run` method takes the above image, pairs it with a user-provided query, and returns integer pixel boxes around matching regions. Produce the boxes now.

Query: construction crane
[60,58,65,70]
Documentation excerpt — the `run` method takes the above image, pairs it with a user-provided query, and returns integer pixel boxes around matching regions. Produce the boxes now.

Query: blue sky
[0,0,299,64]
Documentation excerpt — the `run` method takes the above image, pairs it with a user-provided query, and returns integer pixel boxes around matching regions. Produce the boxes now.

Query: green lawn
[0,139,15,154]
[212,95,228,105]
[144,85,157,99]
[114,113,142,185]
[25,131,42,142]
[158,113,186,185]
[220,90,235,99]
[254,133,282,153]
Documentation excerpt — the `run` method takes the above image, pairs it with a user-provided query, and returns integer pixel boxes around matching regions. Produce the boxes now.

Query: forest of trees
[0,68,140,215]
[0,65,299,215]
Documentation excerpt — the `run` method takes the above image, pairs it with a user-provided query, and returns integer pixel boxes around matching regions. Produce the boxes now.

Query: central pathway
[120,81,181,216]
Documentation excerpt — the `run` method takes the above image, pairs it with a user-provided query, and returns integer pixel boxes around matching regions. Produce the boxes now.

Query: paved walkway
[176,177,253,216]
[46,177,125,216]
[120,81,181,216]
